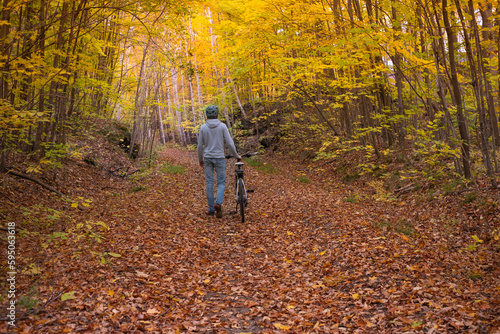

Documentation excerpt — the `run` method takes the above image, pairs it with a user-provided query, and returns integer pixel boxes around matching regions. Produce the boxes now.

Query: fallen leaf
[61,291,75,301]
[274,323,291,330]
[136,271,149,278]
[147,308,160,314]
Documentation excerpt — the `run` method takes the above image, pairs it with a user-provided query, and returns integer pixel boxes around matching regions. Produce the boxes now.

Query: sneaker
[214,204,222,218]
[208,211,215,216]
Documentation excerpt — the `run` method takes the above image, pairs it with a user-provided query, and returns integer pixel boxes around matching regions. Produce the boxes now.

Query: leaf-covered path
[15,148,499,333]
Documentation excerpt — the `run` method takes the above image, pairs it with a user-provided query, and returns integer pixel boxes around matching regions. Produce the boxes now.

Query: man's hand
[199,161,204,168]
[237,155,242,160]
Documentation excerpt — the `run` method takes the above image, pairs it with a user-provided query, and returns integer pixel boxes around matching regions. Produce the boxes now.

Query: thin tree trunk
[33,0,46,153]
[454,0,496,184]
[154,73,166,145]
[215,67,231,128]
[164,67,176,143]
[0,0,11,101]
[183,31,198,130]
[171,67,186,145]
[479,3,500,148]
[189,17,204,118]
[227,66,247,120]
[129,40,149,157]
[47,1,69,145]
[442,0,472,178]
[431,36,462,175]
[391,0,406,147]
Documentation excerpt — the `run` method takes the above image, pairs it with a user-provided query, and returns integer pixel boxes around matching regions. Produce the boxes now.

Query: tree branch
[292,82,342,136]
[5,169,65,197]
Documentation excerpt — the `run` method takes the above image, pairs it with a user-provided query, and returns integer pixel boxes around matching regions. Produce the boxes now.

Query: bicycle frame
[225,152,257,222]
[234,162,247,209]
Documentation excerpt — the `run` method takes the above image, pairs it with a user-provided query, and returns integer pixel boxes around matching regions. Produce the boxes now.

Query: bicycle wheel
[237,178,245,223]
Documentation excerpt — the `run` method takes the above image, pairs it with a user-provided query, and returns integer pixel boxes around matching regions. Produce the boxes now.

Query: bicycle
[225,152,257,222]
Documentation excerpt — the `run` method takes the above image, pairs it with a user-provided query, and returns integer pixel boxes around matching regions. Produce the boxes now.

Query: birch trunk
[171,67,186,145]
[226,66,247,119]
[155,74,166,144]
[129,40,149,157]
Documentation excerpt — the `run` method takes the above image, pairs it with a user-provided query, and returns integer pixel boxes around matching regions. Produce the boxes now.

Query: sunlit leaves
[61,291,76,301]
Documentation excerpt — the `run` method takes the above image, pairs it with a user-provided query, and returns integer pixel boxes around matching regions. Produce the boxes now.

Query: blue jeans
[204,158,226,212]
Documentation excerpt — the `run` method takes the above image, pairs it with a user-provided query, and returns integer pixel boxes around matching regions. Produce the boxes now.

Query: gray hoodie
[197,119,239,162]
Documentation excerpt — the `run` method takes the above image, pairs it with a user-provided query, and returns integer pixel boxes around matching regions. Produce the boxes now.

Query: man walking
[198,105,240,218]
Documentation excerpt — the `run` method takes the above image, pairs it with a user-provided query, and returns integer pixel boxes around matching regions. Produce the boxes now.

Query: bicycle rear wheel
[237,178,245,223]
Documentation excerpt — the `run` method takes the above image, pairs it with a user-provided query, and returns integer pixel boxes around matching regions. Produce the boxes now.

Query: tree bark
[454,0,496,183]
[171,67,186,145]
[442,0,472,178]
[129,40,149,157]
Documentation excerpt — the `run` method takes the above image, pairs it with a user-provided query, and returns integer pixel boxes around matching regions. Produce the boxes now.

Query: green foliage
[97,121,130,146]
[374,219,415,237]
[394,219,415,237]
[466,234,484,251]
[442,178,465,196]
[468,272,483,280]
[41,143,66,169]
[443,219,457,236]
[462,192,477,204]
[18,286,40,311]
[90,251,121,264]
[25,143,84,174]
[69,221,109,246]
[244,157,277,173]
[20,205,63,228]
[343,172,360,183]
[425,189,439,202]
[131,168,152,180]
[257,163,277,174]
[359,163,387,177]
[343,194,360,203]
[368,180,396,202]
[296,176,311,183]
[162,163,186,174]
[245,157,264,168]
[47,231,69,242]
[129,185,148,193]
[375,221,392,231]
[0,102,46,153]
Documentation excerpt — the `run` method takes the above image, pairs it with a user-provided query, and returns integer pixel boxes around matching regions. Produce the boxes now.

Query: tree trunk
[33,0,46,153]
[171,67,186,145]
[129,40,149,157]
[442,0,472,178]
[391,1,406,148]
[479,3,500,147]
[164,67,176,143]
[189,17,204,120]
[454,0,496,183]
[227,67,247,119]
[154,73,166,145]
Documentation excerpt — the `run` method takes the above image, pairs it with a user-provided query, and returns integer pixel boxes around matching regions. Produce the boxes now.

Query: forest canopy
[1,0,500,184]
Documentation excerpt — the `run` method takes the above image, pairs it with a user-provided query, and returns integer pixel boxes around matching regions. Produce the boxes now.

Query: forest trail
[13,147,499,333]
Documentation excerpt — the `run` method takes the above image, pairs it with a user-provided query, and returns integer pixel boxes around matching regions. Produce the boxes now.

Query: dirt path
[14,147,499,333]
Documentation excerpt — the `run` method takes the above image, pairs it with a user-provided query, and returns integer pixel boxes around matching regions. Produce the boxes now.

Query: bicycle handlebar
[225,152,258,159]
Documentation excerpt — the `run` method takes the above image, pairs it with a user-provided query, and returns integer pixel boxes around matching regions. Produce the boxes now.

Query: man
[198,105,241,218]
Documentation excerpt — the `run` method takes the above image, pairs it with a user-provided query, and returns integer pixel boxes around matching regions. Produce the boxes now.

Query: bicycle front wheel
[238,178,245,223]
